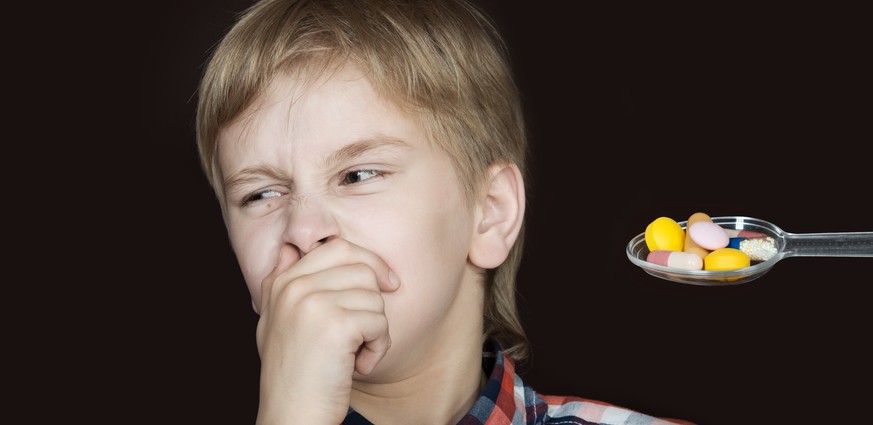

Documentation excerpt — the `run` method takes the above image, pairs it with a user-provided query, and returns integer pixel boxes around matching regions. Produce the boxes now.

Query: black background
[16,1,870,424]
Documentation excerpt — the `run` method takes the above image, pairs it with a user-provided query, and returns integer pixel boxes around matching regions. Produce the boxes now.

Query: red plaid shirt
[344,343,694,425]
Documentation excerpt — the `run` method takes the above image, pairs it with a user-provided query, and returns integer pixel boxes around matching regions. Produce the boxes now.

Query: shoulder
[539,394,696,425]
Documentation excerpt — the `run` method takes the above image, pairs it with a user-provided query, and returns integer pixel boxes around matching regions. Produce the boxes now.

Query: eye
[242,189,282,206]
[341,169,382,185]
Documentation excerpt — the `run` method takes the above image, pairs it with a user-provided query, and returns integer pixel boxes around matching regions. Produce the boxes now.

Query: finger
[348,311,391,375]
[258,270,275,316]
[256,265,386,357]
[258,244,300,314]
[275,243,298,272]
[259,262,385,332]
[312,288,385,313]
[289,263,384,294]
[298,239,400,292]
[256,286,385,352]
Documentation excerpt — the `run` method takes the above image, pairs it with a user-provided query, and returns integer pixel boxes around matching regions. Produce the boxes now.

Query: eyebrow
[223,164,288,196]
[320,136,412,170]
[223,136,412,195]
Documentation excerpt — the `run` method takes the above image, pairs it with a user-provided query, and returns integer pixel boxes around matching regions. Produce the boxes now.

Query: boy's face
[217,64,483,375]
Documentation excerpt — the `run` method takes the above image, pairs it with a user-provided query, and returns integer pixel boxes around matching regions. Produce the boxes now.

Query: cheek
[393,207,473,289]
[227,217,283,307]
[376,204,475,351]
[355,186,474,302]
[339,184,473,278]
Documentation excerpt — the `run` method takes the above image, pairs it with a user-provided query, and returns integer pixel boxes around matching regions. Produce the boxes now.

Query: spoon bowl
[626,216,873,286]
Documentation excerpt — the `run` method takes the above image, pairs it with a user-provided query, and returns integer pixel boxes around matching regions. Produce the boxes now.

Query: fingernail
[388,270,400,288]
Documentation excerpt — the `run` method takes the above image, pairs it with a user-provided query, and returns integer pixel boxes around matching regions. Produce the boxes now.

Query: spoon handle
[783,232,873,257]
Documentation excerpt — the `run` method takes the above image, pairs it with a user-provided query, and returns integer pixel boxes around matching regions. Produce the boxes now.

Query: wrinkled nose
[281,197,339,256]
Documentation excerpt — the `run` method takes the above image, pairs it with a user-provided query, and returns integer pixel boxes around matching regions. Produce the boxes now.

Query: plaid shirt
[344,344,692,425]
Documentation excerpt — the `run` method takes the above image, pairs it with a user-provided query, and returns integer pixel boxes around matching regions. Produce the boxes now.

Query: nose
[281,196,339,256]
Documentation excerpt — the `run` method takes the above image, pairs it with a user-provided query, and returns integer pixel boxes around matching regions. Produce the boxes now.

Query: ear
[469,162,526,269]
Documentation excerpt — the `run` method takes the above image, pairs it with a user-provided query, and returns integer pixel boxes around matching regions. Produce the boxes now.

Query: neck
[351,343,485,424]
[349,270,487,425]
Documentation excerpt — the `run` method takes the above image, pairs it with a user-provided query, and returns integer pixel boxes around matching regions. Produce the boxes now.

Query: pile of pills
[644,212,777,271]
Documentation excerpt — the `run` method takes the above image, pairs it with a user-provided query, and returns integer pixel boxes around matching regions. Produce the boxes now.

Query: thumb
[275,243,298,272]
[257,245,300,314]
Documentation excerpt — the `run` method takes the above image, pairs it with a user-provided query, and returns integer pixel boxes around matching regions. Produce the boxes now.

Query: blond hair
[195,0,530,361]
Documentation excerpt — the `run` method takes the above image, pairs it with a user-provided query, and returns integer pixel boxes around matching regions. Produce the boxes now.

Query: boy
[195,0,692,423]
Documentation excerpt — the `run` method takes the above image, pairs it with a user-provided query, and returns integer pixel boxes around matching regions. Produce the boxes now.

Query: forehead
[217,64,429,171]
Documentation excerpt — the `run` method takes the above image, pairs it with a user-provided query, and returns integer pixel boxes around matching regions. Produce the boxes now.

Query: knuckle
[329,238,353,255]
[349,262,374,275]
[296,291,325,315]
[325,313,356,337]
[349,264,379,289]
[367,291,385,311]
[271,276,315,313]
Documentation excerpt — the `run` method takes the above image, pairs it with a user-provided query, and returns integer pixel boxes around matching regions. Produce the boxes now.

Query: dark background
[17,1,870,424]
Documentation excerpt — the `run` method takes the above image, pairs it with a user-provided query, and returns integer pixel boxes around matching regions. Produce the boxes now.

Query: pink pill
[646,250,703,270]
[689,221,730,250]
[724,229,766,238]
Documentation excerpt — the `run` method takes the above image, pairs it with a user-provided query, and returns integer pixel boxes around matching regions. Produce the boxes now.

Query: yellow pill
[704,248,751,271]
[645,217,685,252]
